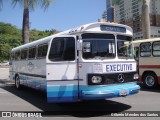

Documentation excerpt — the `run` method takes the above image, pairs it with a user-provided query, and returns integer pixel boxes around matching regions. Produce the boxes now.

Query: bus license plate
[119,90,129,96]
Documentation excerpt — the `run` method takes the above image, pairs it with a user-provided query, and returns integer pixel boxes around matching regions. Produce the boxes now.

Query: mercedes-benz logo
[118,74,125,83]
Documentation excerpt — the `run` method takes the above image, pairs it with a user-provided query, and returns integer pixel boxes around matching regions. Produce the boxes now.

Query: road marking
[0,68,9,69]
[0,92,8,94]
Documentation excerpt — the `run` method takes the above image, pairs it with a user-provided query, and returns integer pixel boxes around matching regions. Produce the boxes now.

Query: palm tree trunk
[22,0,29,44]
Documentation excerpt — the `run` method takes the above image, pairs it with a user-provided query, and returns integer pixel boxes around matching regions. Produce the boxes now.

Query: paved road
[0,68,160,120]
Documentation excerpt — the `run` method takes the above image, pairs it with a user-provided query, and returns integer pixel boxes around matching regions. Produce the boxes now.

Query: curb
[0,66,9,69]
[0,79,14,85]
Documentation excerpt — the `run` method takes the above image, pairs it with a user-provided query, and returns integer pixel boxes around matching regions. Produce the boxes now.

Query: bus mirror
[77,40,82,51]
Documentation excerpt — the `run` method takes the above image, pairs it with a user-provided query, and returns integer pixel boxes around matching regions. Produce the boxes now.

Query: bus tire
[143,73,158,88]
[15,75,21,90]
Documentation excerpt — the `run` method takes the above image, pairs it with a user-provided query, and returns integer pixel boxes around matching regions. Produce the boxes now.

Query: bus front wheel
[143,73,158,88]
[15,75,21,90]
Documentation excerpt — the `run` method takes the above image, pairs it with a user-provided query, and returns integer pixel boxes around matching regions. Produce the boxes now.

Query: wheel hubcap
[145,76,155,87]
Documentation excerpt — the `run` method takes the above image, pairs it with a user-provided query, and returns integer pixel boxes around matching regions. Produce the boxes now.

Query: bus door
[46,35,79,102]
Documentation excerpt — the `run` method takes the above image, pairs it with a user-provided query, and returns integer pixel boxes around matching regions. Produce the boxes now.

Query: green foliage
[0,44,12,61]
[29,29,59,42]
[0,22,22,61]
[0,22,59,62]
[11,0,54,43]
[11,0,54,11]
[0,22,21,35]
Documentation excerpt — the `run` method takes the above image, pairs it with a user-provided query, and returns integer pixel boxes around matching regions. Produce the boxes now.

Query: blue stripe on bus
[47,91,78,97]
[47,85,78,102]
[79,82,138,91]
[46,82,140,103]
[47,85,78,91]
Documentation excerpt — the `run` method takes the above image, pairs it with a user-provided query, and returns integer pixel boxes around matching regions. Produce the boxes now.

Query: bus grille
[88,72,138,85]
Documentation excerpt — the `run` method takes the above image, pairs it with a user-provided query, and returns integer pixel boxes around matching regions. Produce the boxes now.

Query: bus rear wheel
[15,75,21,90]
[143,73,158,88]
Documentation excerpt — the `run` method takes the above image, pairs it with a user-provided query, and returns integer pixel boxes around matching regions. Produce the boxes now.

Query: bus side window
[15,51,21,61]
[29,47,36,59]
[63,37,75,60]
[140,42,151,57]
[152,41,160,56]
[37,44,48,58]
[10,52,15,61]
[21,49,28,60]
[49,37,75,61]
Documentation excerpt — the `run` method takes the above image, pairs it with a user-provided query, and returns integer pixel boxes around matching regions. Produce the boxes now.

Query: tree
[11,0,54,44]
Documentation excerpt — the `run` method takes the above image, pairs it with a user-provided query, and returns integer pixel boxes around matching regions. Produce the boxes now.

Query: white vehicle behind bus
[10,22,140,103]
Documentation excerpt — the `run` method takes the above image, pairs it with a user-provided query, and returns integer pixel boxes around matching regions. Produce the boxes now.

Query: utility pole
[141,0,150,39]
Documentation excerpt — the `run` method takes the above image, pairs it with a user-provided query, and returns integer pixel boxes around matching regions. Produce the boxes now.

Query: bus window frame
[37,43,48,59]
[152,41,160,57]
[48,37,76,62]
[15,50,21,61]
[21,48,28,60]
[10,52,15,61]
[28,46,37,60]
[140,42,152,57]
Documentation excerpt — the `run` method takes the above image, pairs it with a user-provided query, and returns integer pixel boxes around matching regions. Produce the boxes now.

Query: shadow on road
[140,86,160,93]
[1,85,131,117]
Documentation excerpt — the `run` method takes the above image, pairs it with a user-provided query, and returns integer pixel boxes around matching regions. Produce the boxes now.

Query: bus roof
[12,22,133,51]
[57,22,133,35]
[132,38,160,47]
[132,37,160,44]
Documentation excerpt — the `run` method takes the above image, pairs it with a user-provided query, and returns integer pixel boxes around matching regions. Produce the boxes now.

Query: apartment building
[104,0,160,40]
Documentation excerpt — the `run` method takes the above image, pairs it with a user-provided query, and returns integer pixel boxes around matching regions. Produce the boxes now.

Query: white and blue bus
[9,22,140,103]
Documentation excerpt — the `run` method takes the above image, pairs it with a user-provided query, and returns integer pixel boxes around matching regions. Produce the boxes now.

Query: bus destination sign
[100,25,126,33]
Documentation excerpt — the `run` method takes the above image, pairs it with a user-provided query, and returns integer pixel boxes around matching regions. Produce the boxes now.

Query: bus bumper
[80,83,140,100]
[47,82,140,103]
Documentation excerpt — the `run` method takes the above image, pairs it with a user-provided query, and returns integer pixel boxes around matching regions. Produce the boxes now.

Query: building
[106,0,160,40]
[106,0,114,22]
[102,0,114,22]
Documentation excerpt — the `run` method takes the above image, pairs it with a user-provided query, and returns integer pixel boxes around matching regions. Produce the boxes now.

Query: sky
[0,0,106,31]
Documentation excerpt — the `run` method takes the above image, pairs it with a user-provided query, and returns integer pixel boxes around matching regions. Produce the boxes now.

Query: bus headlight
[134,73,139,80]
[91,76,102,84]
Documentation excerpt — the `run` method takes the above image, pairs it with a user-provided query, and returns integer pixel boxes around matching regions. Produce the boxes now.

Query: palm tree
[12,0,54,44]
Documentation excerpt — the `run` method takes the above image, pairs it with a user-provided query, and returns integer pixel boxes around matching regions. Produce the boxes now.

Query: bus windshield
[117,35,133,59]
[82,33,115,60]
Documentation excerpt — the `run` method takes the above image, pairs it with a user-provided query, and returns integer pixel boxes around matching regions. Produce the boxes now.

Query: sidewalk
[0,79,14,85]
[0,66,9,68]
[0,67,14,85]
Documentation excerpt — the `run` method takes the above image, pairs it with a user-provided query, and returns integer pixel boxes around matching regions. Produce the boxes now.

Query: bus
[9,22,140,103]
[133,38,160,88]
